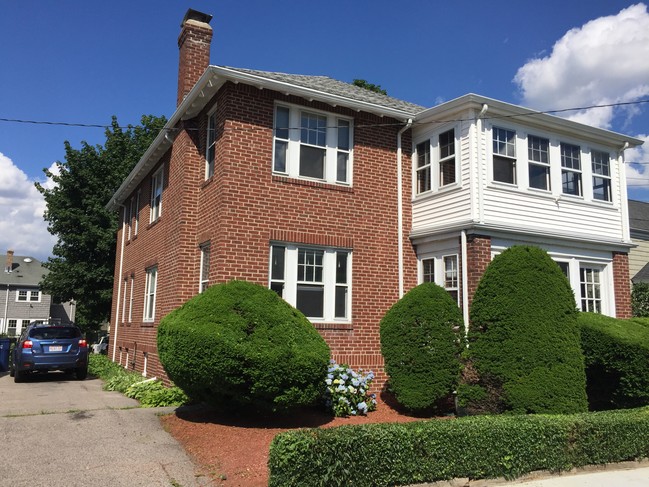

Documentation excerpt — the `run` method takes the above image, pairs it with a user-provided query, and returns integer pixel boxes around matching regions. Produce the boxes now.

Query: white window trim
[122,277,128,324]
[490,125,518,186]
[527,134,552,193]
[414,124,460,195]
[16,289,41,303]
[560,141,583,198]
[417,253,460,304]
[272,103,354,186]
[128,275,134,323]
[150,166,164,223]
[589,149,613,203]
[199,242,210,293]
[269,243,352,323]
[143,266,158,322]
[133,191,140,236]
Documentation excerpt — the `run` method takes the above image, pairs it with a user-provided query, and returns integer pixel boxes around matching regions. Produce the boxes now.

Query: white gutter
[461,230,469,333]
[477,104,488,224]
[397,118,413,298]
[111,206,126,363]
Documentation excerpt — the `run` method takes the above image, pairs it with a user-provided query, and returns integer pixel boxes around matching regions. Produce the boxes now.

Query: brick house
[106,10,643,383]
[1,250,76,336]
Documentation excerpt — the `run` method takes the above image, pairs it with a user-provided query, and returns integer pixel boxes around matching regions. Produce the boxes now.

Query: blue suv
[9,322,88,382]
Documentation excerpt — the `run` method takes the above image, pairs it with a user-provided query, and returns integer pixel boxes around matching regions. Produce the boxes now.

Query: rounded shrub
[464,245,587,414]
[380,282,464,411]
[157,280,330,413]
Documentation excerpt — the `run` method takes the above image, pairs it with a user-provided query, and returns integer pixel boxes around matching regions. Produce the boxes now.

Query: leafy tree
[36,115,166,330]
[352,79,388,95]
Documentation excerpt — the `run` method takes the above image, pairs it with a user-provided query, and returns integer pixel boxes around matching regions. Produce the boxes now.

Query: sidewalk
[415,461,649,487]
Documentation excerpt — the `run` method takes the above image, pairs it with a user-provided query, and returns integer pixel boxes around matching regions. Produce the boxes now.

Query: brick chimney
[5,249,14,273]
[177,9,213,106]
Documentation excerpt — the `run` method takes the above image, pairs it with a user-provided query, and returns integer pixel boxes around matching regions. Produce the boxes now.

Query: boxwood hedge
[268,407,649,486]
[157,280,330,413]
[380,282,464,411]
[578,312,649,410]
[464,246,587,414]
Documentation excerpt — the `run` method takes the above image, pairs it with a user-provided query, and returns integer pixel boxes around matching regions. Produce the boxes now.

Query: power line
[1,99,648,132]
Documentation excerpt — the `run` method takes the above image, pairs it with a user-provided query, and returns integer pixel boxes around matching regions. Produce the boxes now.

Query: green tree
[36,115,166,330]
[352,79,388,95]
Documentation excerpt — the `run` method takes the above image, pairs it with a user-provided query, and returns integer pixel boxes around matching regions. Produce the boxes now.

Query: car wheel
[9,363,15,377]
[14,371,24,383]
[76,367,88,381]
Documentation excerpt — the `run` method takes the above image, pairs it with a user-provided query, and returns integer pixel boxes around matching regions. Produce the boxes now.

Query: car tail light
[22,340,33,349]
[79,339,88,348]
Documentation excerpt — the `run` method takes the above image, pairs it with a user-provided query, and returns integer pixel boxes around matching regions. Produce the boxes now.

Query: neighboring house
[628,199,649,283]
[106,10,644,383]
[0,250,76,336]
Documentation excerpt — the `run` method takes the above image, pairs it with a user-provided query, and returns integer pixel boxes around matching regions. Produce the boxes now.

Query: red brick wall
[109,82,417,389]
[613,251,631,318]
[465,235,491,309]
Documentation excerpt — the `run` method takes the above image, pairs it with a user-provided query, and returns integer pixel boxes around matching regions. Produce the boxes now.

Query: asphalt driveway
[0,370,210,487]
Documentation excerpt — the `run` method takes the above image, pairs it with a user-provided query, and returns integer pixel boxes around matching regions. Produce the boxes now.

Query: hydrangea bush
[324,360,377,417]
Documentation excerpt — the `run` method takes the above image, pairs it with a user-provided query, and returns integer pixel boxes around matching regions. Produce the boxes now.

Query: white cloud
[0,152,57,261]
[514,3,649,129]
[626,134,649,190]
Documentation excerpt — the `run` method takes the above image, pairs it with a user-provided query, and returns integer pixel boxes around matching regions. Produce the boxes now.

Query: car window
[29,327,81,340]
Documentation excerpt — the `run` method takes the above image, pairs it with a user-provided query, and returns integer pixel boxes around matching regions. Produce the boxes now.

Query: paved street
[0,370,210,487]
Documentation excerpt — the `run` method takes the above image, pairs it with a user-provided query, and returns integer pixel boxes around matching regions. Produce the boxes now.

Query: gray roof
[0,254,48,287]
[629,200,649,233]
[223,67,426,115]
[632,262,649,283]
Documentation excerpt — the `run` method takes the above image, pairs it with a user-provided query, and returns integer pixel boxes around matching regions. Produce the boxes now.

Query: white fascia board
[411,221,635,252]
[415,94,644,149]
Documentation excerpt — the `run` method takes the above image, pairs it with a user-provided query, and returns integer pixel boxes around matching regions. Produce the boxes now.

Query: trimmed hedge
[464,246,587,414]
[632,282,649,317]
[268,407,649,486]
[578,312,649,410]
[380,283,464,411]
[157,280,330,413]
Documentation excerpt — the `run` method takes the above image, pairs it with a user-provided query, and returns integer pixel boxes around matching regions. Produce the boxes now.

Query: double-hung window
[122,278,128,324]
[493,127,516,184]
[580,266,602,313]
[422,258,434,283]
[591,150,611,202]
[273,105,353,185]
[269,244,351,321]
[199,243,211,293]
[125,202,132,240]
[133,191,140,236]
[128,275,134,323]
[143,266,157,322]
[561,143,582,196]
[205,110,217,179]
[17,290,39,302]
[150,167,163,222]
[528,135,550,191]
[439,129,456,187]
[416,141,431,194]
[443,255,459,303]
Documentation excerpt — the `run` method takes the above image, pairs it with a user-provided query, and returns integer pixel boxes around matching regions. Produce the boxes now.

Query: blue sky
[1,0,648,260]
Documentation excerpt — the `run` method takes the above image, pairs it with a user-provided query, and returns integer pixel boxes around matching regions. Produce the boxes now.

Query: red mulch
[161,392,449,486]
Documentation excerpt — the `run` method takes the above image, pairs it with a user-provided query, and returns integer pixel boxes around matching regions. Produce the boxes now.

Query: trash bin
[0,338,10,372]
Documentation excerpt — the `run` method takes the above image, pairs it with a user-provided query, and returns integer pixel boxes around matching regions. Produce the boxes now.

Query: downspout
[461,230,469,333]
[111,203,126,363]
[477,104,488,224]
[397,118,413,298]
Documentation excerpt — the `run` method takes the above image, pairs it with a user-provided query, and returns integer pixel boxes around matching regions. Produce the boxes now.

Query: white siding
[629,234,649,279]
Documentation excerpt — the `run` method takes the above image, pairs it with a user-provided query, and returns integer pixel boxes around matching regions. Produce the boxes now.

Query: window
[439,129,456,186]
[133,191,140,236]
[199,243,210,293]
[416,141,431,194]
[205,110,217,179]
[8,319,17,337]
[493,127,516,184]
[591,150,611,202]
[422,258,434,283]
[16,290,39,302]
[150,167,163,222]
[269,244,351,321]
[444,255,459,303]
[144,266,158,321]
[561,143,582,196]
[580,267,601,313]
[125,201,132,240]
[122,278,128,324]
[128,275,134,323]
[556,261,570,278]
[273,105,353,185]
[528,135,550,191]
